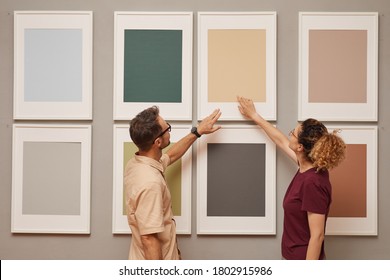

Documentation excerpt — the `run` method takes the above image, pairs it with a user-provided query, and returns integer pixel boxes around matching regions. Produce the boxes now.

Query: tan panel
[208,29,266,102]
[308,30,367,103]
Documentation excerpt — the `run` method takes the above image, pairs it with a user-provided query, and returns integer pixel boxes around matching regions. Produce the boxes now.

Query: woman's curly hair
[298,119,346,171]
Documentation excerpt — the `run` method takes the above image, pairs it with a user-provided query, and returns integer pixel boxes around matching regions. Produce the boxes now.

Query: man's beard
[161,140,170,150]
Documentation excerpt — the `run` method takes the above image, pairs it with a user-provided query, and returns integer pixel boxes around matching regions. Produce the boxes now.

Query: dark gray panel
[207,143,266,217]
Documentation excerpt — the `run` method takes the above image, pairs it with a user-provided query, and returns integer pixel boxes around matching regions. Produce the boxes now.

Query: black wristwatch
[191,127,201,138]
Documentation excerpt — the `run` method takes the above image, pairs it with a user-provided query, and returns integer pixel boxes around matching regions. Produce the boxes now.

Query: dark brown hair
[129,106,162,151]
[298,118,346,171]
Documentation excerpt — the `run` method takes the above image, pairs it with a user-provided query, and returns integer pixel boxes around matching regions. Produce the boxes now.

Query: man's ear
[154,137,162,148]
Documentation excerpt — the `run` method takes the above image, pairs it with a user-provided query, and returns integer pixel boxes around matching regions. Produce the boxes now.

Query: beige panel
[208,29,266,102]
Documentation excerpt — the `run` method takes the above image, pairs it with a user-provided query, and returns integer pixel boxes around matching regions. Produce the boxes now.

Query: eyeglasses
[289,129,298,138]
[154,123,171,142]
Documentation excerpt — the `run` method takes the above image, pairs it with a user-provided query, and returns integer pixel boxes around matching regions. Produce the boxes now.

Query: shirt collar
[134,153,164,173]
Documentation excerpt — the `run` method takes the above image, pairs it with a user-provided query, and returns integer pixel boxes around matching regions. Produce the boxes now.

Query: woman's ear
[296,143,304,152]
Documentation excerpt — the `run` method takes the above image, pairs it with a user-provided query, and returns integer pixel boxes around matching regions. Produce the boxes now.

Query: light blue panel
[24,29,83,102]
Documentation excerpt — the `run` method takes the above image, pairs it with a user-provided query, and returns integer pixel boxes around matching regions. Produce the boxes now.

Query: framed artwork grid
[113,124,192,234]
[197,125,276,235]
[13,11,93,120]
[298,12,378,121]
[198,12,277,121]
[113,12,193,120]
[326,126,377,235]
[12,124,92,234]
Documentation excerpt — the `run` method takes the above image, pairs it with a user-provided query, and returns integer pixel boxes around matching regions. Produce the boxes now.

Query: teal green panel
[124,30,182,103]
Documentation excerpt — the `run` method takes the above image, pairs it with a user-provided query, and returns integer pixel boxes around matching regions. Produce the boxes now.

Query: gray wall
[1,0,389,260]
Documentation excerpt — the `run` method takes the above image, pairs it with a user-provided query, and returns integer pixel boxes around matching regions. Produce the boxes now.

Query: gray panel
[22,142,82,215]
[24,29,82,102]
[207,143,266,217]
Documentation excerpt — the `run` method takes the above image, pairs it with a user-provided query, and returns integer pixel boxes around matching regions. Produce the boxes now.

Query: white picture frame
[113,12,193,120]
[198,12,277,121]
[113,124,192,234]
[326,125,377,235]
[197,125,276,234]
[298,12,378,121]
[12,124,92,234]
[14,11,93,120]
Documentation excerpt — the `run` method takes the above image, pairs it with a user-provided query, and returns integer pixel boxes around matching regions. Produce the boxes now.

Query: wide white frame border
[298,12,378,121]
[198,12,277,121]
[113,12,193,121]
[326,125,377,235]
[113,124,192,234]
[12,124,92,234]
[14,11,93,120]
[197,125,276,235]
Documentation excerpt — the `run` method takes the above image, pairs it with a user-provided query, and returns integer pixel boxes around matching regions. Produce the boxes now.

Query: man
[124,106,221,260]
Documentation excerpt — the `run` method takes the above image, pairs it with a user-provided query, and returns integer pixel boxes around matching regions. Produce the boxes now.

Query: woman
[237,96,346,260]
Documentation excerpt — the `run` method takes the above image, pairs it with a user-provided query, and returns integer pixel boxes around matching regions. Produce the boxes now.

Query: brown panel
[329,144,367,217]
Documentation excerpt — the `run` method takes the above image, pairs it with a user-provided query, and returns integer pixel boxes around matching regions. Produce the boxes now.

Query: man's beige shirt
[124,153,179,260]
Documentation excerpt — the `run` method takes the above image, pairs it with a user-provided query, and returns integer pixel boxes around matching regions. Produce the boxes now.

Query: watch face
[191,127,200,137]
